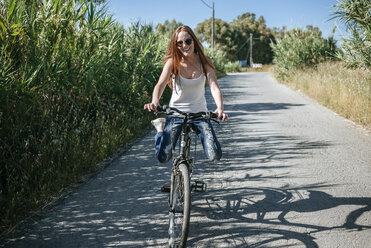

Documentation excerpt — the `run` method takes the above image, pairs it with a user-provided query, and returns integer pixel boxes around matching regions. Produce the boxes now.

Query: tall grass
[0,0,169,233]
[271,61,370,129]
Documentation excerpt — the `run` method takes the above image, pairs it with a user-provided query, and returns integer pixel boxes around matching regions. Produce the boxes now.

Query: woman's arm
[144,59,172,112]
[205,57,228,121]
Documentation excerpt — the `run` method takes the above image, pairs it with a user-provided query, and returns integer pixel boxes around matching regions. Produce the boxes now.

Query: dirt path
[2,72,370,247]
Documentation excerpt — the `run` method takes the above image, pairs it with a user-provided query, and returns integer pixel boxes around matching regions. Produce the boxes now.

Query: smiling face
[176,31,194,57]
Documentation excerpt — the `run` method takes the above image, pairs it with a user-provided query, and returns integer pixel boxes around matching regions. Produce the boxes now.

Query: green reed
[0,0,169,233]
[331,0,370,69]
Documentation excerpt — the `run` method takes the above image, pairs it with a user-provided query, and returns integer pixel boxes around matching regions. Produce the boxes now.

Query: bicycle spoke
[169,164,191,248]
[174,174,184,244]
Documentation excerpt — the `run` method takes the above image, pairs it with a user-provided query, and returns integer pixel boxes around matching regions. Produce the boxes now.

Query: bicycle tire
[168,163,191,248]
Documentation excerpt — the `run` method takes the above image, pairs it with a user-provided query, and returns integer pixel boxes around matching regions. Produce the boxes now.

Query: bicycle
[156,105,219,248]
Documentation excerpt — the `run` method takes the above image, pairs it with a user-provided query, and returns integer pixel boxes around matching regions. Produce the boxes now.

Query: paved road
[2,73,371,247]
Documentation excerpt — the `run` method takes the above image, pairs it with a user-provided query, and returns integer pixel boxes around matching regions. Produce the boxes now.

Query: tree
[156,19,184,37]
[195,12,275,64]
[230,13,274,64]
[195,18,239,60]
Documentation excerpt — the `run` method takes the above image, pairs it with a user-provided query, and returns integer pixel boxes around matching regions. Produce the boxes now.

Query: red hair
[164,25,215,89]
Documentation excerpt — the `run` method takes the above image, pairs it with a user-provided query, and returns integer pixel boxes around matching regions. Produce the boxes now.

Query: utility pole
[248,33,260,67]
[201,0,215,50]
[237,33,260,67]
[250,33,253,67]
[212,2,214,50]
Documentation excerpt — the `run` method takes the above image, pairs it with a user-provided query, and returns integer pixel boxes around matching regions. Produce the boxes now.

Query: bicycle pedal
[161,185,171,192]
[192,180,207,192]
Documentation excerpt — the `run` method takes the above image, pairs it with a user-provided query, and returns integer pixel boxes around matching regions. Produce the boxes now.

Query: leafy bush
[0,0,168,232]
[204,48,241,76]
[331,0,370,69]
[270,27,337,79]
[224,61,242,73]
[204,48,227,76]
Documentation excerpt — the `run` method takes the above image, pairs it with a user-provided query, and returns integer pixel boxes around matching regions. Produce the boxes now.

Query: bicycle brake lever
[203,112,220,123]
[166,108,173,115]
[212,119,220,124]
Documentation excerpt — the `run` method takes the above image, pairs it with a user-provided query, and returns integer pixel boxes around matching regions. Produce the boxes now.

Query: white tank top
[169,72,208,113]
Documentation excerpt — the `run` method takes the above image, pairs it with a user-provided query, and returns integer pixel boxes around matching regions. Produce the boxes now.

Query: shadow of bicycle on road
[189,184,371,247]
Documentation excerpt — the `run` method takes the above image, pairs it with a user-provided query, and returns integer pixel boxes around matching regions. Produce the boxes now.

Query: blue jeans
[155,116,222,163]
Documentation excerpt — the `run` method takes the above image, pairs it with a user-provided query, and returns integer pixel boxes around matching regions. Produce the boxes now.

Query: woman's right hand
[144,102,158,112]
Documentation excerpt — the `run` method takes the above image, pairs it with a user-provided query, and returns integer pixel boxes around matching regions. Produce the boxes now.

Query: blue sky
[106,0,347,41]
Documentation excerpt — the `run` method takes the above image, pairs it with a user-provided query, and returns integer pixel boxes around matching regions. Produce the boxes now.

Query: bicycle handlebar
[157,105,219,121]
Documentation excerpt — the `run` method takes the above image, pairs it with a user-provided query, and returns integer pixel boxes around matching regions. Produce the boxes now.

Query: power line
[235,33,261,67]
[200,0,214,50]
[200,0,212,8]
[235,39,250,55]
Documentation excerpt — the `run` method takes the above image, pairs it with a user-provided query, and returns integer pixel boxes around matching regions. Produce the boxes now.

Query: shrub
[204,48,227,76]
[204,48,241,76]
[224,61,242,73]
[270,27,337,79]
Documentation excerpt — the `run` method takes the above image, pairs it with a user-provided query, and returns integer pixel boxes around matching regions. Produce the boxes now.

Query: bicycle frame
[173,115,194,173]
[168,116,194,248]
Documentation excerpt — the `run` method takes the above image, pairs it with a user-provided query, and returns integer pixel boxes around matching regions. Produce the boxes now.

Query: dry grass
[271,61,371,130]
[240,64,272,72]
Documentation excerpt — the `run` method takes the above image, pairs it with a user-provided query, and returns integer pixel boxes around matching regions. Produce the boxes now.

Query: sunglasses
[176,38,193,47]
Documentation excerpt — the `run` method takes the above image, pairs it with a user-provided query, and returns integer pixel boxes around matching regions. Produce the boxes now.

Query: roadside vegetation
[273,61,370,128]
[241,64,271,72]
[331,0,370,69]
[270,27,337,79]
[205,48,242,76]
[0,0,170,234]
[270,0,370,130]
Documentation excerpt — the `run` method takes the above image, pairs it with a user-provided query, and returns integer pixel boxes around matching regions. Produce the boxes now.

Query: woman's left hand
[214,108,229,121]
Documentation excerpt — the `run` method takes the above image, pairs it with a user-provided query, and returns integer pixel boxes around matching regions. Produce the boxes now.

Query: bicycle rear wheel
[168,163,191,248]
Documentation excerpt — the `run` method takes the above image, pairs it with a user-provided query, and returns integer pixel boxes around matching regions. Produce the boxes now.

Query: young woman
[144,25,228,163]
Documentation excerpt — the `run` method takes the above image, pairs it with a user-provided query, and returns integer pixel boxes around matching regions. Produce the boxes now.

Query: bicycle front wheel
[169,163,191,248]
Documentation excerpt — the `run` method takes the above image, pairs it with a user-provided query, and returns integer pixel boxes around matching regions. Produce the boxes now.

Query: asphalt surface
[2,72,371,247]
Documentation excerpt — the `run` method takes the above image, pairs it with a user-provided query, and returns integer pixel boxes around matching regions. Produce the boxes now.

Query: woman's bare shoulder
[163,59,174,74]
[164,58,173,67]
